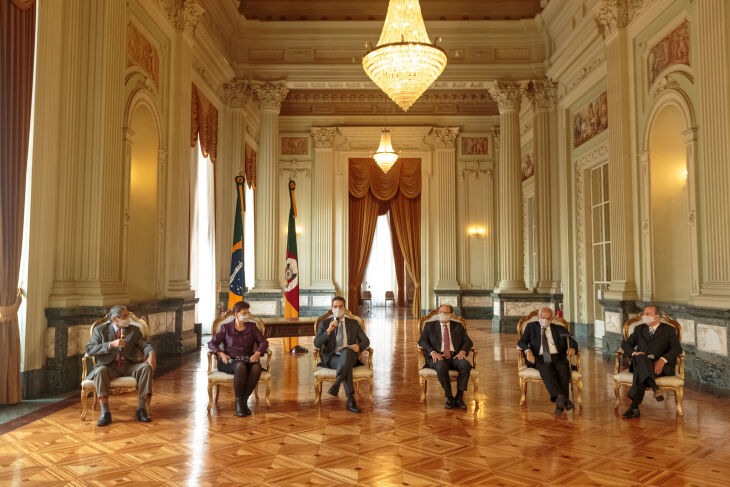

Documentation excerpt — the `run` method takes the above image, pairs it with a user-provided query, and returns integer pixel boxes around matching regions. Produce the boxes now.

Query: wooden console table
[261,317,317,338]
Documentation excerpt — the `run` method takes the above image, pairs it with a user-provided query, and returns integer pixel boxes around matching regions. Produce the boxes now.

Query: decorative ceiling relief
[573,91,608,148]
[126,23,160,88]
[648,20,690,86]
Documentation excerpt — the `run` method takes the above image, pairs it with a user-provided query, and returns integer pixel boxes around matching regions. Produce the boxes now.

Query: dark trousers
[426,355,472,398]
[218,359,262,399]
[628,355,672,406]
[533,354,571,402]
[323,348,358,396]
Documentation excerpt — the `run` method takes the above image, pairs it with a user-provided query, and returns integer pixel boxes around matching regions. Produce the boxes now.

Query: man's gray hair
[109,305,128,319]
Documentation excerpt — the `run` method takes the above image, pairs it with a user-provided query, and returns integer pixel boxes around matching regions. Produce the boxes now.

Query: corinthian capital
[219,78,251,108]
[158,0,204,36]
[524,80,557,111]
[487,81,524,113]
[251,81,289,112]
[428,127,460,149]
[310,127,339,148]
[593,0,629,39]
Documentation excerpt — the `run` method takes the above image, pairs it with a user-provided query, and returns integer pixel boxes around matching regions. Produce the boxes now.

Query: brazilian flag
[228,176,245,309]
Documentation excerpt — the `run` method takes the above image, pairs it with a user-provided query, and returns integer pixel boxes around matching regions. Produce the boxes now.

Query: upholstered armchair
[515,310,583,407]
[312,309,374,405]
[417,309,479,405]
[206,310,272,412]
[613,314,685,416]
[80,312,151,420]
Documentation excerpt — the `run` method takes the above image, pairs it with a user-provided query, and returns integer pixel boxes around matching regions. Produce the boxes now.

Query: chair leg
[472,378,479,406]
[92,391,98,412]
[419,377,426,404]
[519,378,527,407]
[254,384,259,400]
[146,396,152,414]
[577,379,583,407]
[314,380,322,405]
[214,384,220,404]
[207,384,213,412]
[613,382,621,409]
[369,378,374,404]
[675,387,684,417]
[265,380,271,407]
[80,389,88,420]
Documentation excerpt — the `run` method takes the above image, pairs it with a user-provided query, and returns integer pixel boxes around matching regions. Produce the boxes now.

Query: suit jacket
[85,321,155,379]
[622,322,682,373]
[418,320,473,362]
[517,321,578,367]
[313,316,370,367]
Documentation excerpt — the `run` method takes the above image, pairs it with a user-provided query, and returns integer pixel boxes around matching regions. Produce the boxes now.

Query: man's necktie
[336,319,344,349]
[442,324,452,359]
[541,327,552,364]
[116,328,122,368]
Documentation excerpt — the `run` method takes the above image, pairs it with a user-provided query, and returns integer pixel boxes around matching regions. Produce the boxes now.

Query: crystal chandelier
[362,0,447,112]
[373,128,398,173]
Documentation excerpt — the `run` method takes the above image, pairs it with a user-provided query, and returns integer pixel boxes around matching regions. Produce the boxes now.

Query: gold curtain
[0,0,36,404]
[348,158,421,316]
[347,192,380,309]
[389,212,405,306]
[190,84,219,163]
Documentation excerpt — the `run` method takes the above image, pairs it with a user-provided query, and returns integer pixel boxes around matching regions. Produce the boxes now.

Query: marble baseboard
[572,322,594,345]
[492,316,521,333]
[461,307,493,320]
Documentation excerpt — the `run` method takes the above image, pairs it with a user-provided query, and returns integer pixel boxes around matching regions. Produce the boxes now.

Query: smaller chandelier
[373,128,398,173]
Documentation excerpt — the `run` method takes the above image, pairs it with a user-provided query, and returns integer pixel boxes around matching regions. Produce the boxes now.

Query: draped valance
[348,158,421,200]
[190,84,218,163]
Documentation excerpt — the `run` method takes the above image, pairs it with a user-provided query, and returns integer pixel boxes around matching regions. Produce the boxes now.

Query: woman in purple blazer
[208,301,268,417]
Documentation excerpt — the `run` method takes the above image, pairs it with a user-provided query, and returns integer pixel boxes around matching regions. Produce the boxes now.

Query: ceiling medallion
[362,0,447,112]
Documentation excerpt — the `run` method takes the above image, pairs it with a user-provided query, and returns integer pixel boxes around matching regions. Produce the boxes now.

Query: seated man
[313,296,370,414]
[518,307,577,416]
[85,305,156,426]
[621,305,682,419]
[418,304,473,409]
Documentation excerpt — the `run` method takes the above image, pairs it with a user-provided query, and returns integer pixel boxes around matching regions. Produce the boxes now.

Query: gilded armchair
[206,310,272,411]
[613,314,685,416]
[312,309,374,405]
[515,310,583,407]
[417,309,479,405]
[80,312,151,420]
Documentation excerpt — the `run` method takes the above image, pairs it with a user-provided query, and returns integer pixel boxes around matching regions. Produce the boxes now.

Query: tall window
[191,141,216,333]
[363,214,397,306]
[244,183,255,291]
[590,162,611,337]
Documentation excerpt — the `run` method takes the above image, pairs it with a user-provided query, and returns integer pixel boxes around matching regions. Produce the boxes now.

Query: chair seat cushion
[518,366,582,381]
[614,370,684,388]
[314,366,372,379]
[208,370,271,384]
[81,376,138,391]
[418,368,479,378]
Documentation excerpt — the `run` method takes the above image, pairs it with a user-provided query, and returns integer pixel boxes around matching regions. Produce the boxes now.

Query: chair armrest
[207,351,215,374]
[516,347,525,370]
[366,347,374,370]
[417,346,425,369]
[470,348,478,369]
[265,350,273,374]
[313,348,320,373]
[677,352,685,380]
[572,350,582,373]
[614,349,623,374]
[82,354,89,380]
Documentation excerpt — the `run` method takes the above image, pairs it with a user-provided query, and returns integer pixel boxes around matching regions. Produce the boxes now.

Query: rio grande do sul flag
[284,180,299,320]
[227,175,245,309]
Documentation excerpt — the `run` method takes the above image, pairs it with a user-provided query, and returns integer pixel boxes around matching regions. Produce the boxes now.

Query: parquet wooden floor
[2,316,730,486]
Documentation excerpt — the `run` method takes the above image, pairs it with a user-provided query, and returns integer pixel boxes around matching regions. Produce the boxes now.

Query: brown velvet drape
[389,212,405,306]
[348,158,421,317]
[1,0,35,404]
[191,84,218,163]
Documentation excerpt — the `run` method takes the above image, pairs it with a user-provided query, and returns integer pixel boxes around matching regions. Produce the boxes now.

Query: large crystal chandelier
[362,0,447,112]
[373,128,398,173]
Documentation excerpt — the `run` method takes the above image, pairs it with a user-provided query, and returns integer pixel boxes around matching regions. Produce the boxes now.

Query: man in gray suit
[85,305,156,426]
[314,296,370,413]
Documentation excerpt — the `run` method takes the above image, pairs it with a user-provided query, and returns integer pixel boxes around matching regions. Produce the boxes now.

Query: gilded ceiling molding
[251,80,289,111]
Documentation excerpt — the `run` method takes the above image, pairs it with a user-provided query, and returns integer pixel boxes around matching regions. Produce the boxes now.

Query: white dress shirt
[538,325,559,355]
[439,321,455,353]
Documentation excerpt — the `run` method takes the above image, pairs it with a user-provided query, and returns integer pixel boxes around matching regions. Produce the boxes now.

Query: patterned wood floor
[2,316,730,486]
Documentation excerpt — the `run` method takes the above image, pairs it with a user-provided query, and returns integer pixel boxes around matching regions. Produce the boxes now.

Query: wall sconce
[468,226,485,239]
[295,226,303,236]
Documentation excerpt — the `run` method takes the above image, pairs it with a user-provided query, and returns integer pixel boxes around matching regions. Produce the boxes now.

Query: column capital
[524,80,557,111]
[487,81,525,113]
[251,80,289,112]
[593,0,630,40]
[310,127,339,148]
[428,127,460,149]
[158,0,205,37]
[219,77,251,109]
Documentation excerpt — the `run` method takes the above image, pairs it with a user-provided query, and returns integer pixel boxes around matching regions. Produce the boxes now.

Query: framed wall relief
[573,91,608,148]
[458,134,490,160]
[126,22,159,88]
[281,136,309,156]
[521,153,534,181]
[648,20,690,86]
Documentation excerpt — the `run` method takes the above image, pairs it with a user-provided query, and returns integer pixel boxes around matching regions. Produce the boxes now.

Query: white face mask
[333,308,345,319]
[539,318,550,328]
[117,318,130,328]
[238,312,250,322]
[642,314,656,325]
[438,312,449,323]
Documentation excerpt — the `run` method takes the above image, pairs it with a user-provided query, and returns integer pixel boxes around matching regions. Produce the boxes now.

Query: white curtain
[363,214,397,306]
[191,141,216,334]
[244,184,255,291]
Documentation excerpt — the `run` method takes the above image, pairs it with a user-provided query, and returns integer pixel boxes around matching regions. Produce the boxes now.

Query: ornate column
[310,127,339,291]
[594,1,638,301]
[251,81,289,291]
[525,80,560,293]
[488,81,527,293]
[430,127,461,291]
[695,0,730,305]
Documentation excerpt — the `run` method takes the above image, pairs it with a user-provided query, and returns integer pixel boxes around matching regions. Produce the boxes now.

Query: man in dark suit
[518,307,578,416]
[313,296,370,413]
[85,305,156,426]
[418,304,473,409]
[621,305,682,419]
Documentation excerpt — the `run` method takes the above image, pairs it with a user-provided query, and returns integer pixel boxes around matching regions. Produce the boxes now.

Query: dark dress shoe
[327,384,340,396]
[97,412,112,427]
[135,409,152,422]
[555,395,566,417]
[444,399,455,409]
[622,407,641,419]
[565,399,574,411]
[456,398,467,409]
[235,397,249,417]
[243,404,253,416]
[654,390,665,402]
[346,397,361,413]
